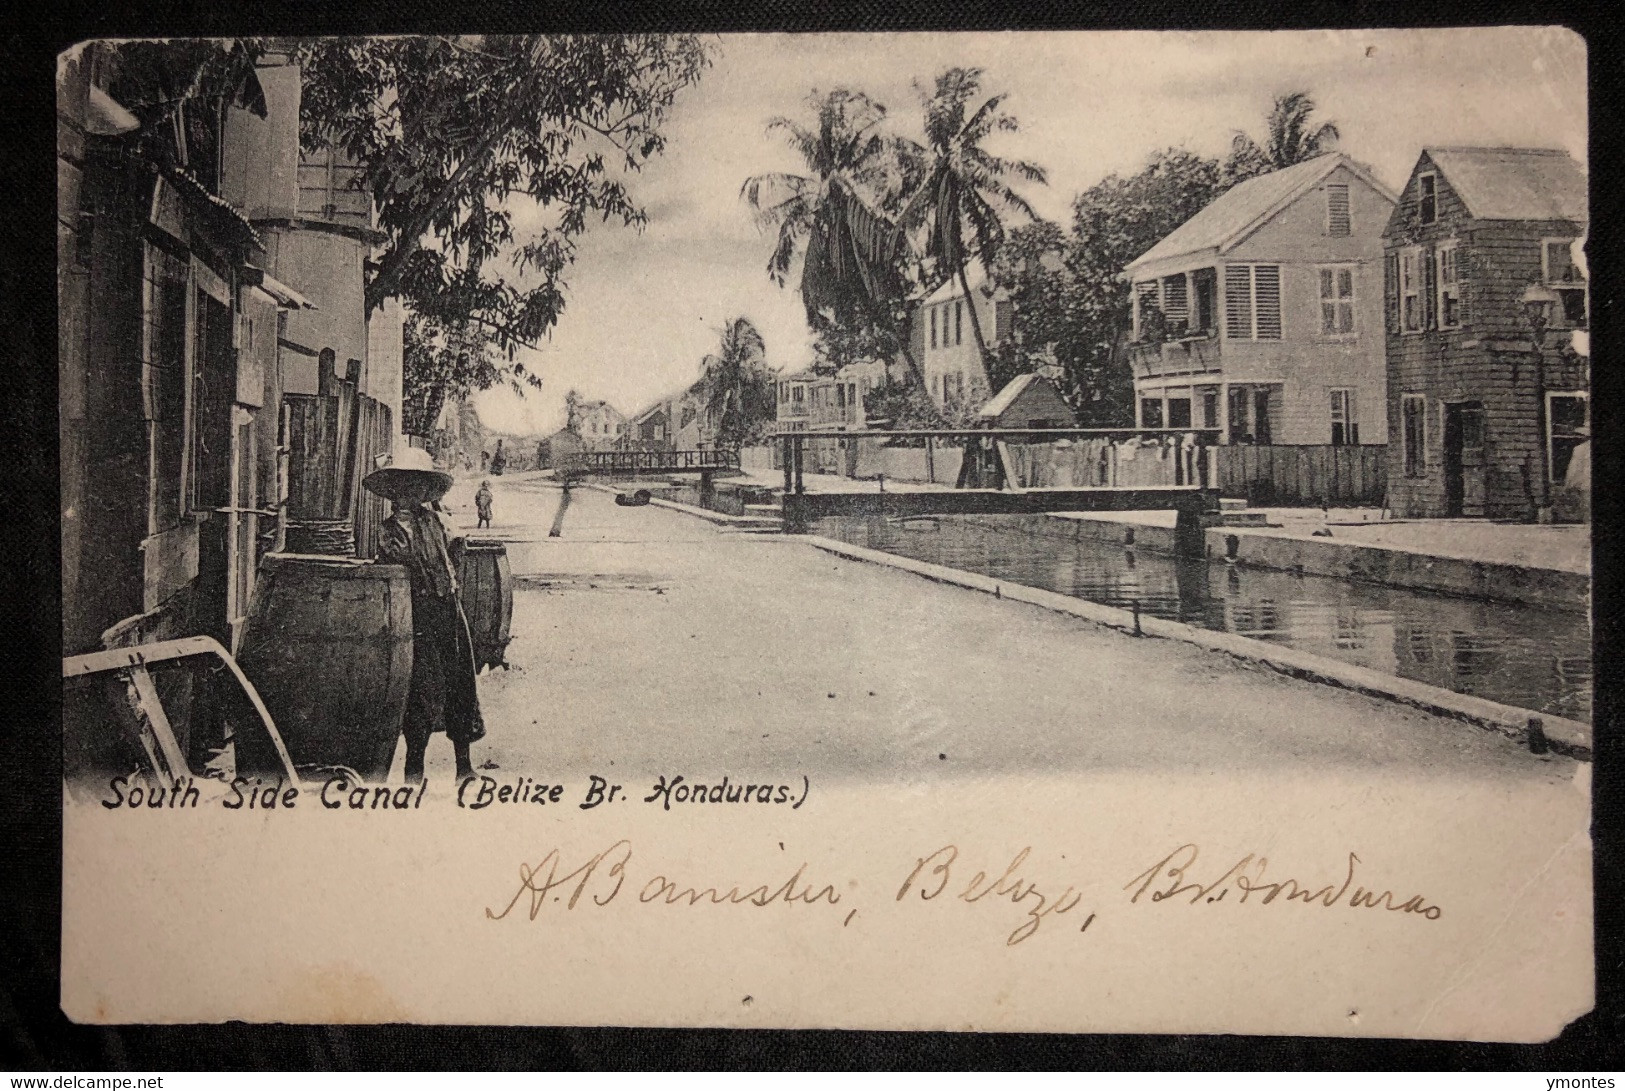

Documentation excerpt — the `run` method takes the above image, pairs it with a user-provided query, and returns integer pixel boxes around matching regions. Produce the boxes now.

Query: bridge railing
[769,428,1224,493]
[575,448,741,475]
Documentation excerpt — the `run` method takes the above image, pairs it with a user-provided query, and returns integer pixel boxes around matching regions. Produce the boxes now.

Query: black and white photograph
[55,27,1592,1039]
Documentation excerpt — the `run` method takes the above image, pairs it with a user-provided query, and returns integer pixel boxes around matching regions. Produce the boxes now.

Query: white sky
[472,26,1587,436]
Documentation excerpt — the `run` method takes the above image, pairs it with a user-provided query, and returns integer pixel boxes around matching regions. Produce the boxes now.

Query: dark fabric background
[5,0,1621,1070]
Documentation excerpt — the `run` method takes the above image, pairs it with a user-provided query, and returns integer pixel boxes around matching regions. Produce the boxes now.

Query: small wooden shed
[977,374,1075,429]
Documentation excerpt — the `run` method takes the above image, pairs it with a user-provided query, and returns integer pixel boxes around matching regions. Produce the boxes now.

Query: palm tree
[698,318,777,450]
[1225,91,1341,181]
[903,67,1047,376]
[741,89,924,385]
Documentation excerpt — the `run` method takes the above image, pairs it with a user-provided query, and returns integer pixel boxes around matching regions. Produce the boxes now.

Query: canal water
[810,513,1592,724]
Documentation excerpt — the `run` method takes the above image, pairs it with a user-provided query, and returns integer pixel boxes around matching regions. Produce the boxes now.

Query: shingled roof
[1424,147,1587,223]
[1125,153,1393,279]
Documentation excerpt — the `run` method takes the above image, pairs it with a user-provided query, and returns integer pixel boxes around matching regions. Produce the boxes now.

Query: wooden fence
[349,398,393,560]
[284,353,394,558]
[1215,444,1386,506]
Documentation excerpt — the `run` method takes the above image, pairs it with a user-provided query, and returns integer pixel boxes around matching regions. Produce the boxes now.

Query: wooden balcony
[1128,331,1222,380]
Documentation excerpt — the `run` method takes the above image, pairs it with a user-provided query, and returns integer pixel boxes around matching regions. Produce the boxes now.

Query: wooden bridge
[573,449,739,476]
[773,428,1223,554]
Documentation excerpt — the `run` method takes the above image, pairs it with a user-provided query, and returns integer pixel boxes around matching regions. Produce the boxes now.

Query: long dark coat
[378,504,486,747]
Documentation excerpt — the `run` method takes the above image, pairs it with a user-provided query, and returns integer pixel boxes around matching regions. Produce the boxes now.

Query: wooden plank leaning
[63,636,302,791]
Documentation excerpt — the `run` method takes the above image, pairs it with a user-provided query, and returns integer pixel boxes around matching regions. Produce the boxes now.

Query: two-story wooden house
[574,399,628,452]
[1380,147,1588,520]
[1123,153,1397,447]
[910,264,1012,415]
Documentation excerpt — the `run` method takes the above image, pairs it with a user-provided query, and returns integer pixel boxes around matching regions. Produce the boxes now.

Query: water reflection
[814,514,1591,723]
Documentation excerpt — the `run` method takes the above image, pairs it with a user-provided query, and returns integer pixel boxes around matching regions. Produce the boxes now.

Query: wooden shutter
[1457,245,1472,326]
[1327,185,1351,237]
[1254,265,1281,339]
[1422,246,1437,330]
[1385,251,1399,335]
[1161,275,1188,325]
[1224,265,1253,339]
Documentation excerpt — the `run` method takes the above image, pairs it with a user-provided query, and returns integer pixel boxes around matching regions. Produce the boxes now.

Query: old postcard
[58,28,1592,1039]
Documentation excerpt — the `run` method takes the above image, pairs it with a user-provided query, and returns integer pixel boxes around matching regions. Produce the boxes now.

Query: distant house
[911,264,1011,413]
[670,389,713,450]
[1122,153,1397,446]
[628,403,671,451]
[539,428,585,470]
[978,374,1075,429]
[774,370,815,432]
[1381,147,1588,520]
[574,399,628,452]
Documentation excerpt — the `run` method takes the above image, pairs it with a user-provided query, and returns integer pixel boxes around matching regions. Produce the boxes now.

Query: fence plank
[1217,444,1386,506]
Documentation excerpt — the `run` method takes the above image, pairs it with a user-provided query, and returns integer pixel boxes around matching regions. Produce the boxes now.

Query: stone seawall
[959,513,1588,610]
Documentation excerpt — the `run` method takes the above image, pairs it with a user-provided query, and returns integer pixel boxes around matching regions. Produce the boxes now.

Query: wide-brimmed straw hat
[363,446,454,501]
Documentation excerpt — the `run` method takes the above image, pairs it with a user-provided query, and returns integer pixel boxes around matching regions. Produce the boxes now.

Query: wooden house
[575,399,628,452]
[910,263,1011,414]
[977,373,1075,429]
[629,403,672,451]
[1123,153,1397,447]
[1380,147,1588,520]
[59,44,311,661]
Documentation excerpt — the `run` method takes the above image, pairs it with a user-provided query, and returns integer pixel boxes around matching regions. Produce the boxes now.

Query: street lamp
[1521,283,1561,523]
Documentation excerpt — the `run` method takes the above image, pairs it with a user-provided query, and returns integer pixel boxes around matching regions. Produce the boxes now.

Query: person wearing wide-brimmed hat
[365,447,485,782]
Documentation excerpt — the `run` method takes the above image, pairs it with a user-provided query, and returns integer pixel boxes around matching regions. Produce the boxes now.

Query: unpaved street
[394,473,1573,789]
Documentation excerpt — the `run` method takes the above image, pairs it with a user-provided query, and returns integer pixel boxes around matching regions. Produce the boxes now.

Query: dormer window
[1418,173,1438,225]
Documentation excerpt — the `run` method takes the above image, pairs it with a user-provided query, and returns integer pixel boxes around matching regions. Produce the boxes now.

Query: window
[297,145,370,225]
[1330,389,1359,446]
[1201,391,1219,430]
[1543,239,1582,284]
[836,384,847,409]
[1167,398,1192,429]
[929,307,937,349]
[1400,248,1423,332]
[954,301,963,346]
[1192,268,1217,333]
[1319,266,1356,335]
[1402,394,1427,477]
[1543,238,1588,328]
[1161,275,1189,330]
[1437,244,1462,329]
[1418,173,1437,225]
[1135,282,1160,339]
[1548,393,1589,484]
[1227,386,1249,444]
[1326,184,1351,237]
[1141,398,1164,429]
[1557,288,1588,328]
[1224,264,1282,340]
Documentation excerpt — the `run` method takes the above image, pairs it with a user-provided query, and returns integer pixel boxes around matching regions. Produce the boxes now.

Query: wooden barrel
[458,538,513,672]
[235,554,413,780]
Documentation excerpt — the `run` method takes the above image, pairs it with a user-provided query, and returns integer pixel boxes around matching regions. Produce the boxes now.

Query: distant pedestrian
[364,447,485,783]
[475,480,494,528]
[491,439,507,476]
